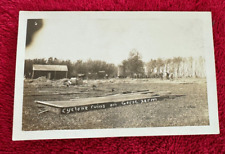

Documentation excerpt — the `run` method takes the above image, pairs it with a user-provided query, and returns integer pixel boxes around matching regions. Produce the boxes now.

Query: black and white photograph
[13,12,219,140]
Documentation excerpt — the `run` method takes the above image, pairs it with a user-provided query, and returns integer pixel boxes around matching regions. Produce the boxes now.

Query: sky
[25,17,205,65]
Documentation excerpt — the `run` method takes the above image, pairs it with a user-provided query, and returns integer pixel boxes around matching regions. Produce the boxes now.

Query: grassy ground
[22,78,209,131]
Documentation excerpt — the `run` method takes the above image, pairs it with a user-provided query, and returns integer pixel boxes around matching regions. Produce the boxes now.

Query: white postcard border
[13,11,219,141]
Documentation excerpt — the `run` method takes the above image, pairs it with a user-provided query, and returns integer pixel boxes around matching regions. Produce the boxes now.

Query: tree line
[24,58,117,79]
[24,49,206,79]
[118,50,205,78]
[145,56,206,78]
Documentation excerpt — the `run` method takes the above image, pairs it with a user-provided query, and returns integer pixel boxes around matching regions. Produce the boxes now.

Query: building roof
[33,65,68,71]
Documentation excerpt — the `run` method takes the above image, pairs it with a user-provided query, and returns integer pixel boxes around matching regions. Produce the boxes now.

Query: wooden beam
[31,70,34,79]
[35,93,184,114]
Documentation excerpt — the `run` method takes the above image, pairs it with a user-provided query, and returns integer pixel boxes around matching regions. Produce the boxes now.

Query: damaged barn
[32,64,68,80]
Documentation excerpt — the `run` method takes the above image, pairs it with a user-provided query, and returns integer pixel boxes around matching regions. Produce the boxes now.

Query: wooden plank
[35,93,156,107]
[26,91,89,96]
[35,93,184,114]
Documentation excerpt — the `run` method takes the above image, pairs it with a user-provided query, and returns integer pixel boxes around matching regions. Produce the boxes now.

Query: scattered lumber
[35,92,184,114]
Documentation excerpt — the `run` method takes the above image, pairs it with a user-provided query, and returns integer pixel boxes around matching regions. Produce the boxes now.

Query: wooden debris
[35,92,184,114]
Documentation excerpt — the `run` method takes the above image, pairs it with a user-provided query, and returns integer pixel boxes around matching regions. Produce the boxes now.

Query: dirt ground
[22,78,209,131]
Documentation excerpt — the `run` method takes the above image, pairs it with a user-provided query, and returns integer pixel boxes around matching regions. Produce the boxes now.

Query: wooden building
[32,64,68,79]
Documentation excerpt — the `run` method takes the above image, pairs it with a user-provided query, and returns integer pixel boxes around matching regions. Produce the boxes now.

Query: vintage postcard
[13,11,219,140]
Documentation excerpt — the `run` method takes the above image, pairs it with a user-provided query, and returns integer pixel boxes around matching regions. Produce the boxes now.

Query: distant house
[32,64,68,79]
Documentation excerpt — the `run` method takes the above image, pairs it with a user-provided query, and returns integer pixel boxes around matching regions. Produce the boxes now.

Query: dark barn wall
[33,71,67,80]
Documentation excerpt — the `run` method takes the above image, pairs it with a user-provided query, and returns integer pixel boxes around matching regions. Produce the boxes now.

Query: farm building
[32,64,68,79]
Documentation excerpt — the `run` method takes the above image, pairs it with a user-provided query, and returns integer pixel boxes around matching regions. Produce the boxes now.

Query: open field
[22,78,209,131]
